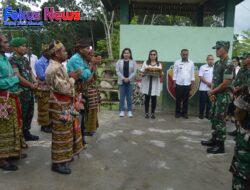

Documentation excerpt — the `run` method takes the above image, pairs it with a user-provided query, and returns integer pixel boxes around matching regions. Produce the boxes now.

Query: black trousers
[80,110,86,143]
[144,95,157,114]
[175,84,190,115]
[199,91,211,117]
[227,102,235,116]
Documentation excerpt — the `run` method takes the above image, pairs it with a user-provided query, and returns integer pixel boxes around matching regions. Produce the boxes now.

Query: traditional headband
[48,40,64,55]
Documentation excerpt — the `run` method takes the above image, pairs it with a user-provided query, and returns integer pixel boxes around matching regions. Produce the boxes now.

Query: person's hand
[87,74,94,83]
[208,91,216,102]
[173,81,176,88]
[123,78,130,83]
[30,83,37,90]
[33,83,38,88]
[91,56,102,64]
[206,82,212,88]
[75,69,82,78]
[233,87,241,94]
[140,72,145,77]
[191,81,195,89]
[189,90,192,97]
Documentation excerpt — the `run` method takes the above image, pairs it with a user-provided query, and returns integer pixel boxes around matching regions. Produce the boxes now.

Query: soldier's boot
[206,141,225,154]
[201,133,217,146]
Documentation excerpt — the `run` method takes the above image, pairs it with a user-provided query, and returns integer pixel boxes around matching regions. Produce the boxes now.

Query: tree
[79,0,115,59]
[233,30,250,57]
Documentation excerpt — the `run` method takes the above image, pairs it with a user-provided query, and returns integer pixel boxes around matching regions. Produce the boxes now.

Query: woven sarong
[49,93,83,163]
[85,85,100,133]
[35,89,50,126]
[0,91,25,158]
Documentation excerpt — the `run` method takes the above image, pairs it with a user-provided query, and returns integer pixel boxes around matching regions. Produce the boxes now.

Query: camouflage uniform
[230,53,250,190]
[210,56,234,142]
[9,53,34,133]
[234,67,248,97]
[201,41,235,154]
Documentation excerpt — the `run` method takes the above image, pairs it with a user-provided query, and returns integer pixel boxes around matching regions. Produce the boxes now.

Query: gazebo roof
[102,0,244,15]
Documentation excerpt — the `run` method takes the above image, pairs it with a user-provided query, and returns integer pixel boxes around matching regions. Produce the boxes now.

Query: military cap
[212,41,230,51]
[10,37,27,47]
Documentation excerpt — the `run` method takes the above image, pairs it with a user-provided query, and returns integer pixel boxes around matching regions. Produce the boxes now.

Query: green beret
[242,52,250,59]
[10,37,27,47]
[212,41,230,51]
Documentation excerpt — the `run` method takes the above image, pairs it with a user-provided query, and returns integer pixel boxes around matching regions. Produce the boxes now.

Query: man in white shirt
[173,49,195,119]
[198,55,214,119]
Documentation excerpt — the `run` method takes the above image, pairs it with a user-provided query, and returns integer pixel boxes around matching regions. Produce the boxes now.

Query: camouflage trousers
[19,90,34,131]
[210,93,230,142]
[230,130,250,190]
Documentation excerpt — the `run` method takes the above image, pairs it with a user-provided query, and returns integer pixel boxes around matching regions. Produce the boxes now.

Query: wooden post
[224,0,236,27]
[120,0,129,24]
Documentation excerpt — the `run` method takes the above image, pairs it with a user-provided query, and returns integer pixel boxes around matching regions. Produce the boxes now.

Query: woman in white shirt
[140,50,163,119]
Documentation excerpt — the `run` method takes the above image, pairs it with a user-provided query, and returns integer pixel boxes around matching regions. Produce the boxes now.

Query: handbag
[0,92,13,120]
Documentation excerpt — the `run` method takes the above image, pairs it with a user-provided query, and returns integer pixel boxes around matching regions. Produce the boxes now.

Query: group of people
[0,34,101,174]
[0,33,249,188]
[115,42,249,189]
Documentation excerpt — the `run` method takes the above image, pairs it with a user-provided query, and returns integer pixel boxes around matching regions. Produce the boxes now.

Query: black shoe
[201,139,216,147]
[24,131,39,141]
[84,132,95,137]
[228,130,238,137]
[182,114,188,119]
[175,114,181,118]
[145,113,150,119]
[51,163,71,174]
[0,161,18,171]
[207,141,225,154]
[41,126,46,132]
[7,153,27,161]
[199,115,204,119]
[201,133,217,146]
[41,125,52,133]
[151,113,155,119]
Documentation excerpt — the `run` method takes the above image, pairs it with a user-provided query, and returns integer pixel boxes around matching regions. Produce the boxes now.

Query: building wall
[120,25,234,114]
[120,25,234,63]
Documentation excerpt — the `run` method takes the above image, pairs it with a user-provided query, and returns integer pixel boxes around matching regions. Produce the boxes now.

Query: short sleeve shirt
[212,57,234,89]
[9,53,33,91]
[199,64,214,91]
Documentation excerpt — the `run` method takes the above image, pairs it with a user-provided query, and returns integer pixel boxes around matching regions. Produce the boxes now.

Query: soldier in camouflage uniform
[201,41,234,154]
[9,37,39,141]
[229,53,250,190]
[228,55,249,136]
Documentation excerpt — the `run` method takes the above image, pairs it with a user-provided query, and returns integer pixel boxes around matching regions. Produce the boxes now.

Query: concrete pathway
[0,109,236,190]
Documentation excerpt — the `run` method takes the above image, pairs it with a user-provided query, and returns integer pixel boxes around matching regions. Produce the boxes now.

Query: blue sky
[235,0,250,33]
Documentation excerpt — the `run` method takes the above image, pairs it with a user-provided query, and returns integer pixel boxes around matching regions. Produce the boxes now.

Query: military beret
[10,37,27,47]
[212,41,230,51]
[242,52,250,59]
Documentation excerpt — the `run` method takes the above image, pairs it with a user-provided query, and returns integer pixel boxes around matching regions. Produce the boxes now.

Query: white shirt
[24,54,38,77]
[173,59,195,86]
[198,64,214,91]
[140,61,163,96]
[62,60,68,72]
[235,66,241,76]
